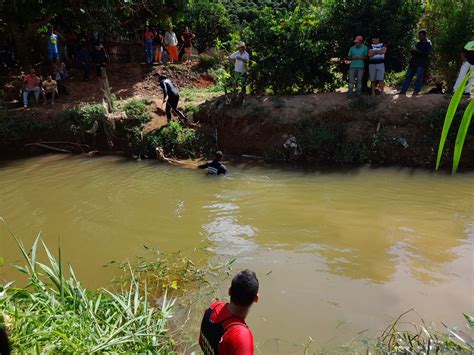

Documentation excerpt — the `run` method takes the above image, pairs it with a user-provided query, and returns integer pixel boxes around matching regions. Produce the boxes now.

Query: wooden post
[101,67,113,113]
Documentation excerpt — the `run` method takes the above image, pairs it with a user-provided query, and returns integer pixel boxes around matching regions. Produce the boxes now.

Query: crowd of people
[22,25,472,110]
[347,29,473,97]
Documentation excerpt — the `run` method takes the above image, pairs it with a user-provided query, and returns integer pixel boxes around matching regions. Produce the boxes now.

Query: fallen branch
[25,143,72,154]
[25,141,90,148]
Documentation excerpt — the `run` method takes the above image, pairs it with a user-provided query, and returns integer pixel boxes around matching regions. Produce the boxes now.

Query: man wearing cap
[229,42,249,94]
[199,270,259,354]
[400,29,432,96]
[347,35,368,96]
[453,33,474,96]
[368,35,387,95]
[154,73,187,124]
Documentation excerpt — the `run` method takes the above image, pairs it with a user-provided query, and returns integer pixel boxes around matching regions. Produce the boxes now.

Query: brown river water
[0,155,473,353]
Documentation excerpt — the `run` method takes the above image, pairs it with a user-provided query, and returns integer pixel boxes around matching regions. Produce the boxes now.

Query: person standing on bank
[164,26,179,63]
[368,35,387,95]
[143,26,154,64]
[154,73,187,123]
[400,29,432,96]
[229,42,249,94]
[452,33,474,96]
[347,35,368,96]
[47,26,59,63]
[199,270,259,354]
[181,27,195,64]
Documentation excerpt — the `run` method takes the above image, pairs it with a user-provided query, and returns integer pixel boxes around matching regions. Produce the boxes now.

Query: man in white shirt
[229,42,249,94]
[164,26,178,63]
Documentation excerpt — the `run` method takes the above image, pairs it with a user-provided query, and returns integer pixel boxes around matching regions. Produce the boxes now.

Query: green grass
[0,229,175,353]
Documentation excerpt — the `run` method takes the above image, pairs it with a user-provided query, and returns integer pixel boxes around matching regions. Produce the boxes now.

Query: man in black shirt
[198,151,227,175]
[155,73,187,123]
[400,29,432,95]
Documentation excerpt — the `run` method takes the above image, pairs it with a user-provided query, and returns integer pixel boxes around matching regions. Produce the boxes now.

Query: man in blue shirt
[347,35,368,96]
[47,27,59,62]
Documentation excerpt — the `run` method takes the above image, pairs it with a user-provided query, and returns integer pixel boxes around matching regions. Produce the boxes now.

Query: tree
[0,0,186,66]
[242,6,336,94]
[183,0,234,53]
[423,0,474,87]
[319,0,423,73]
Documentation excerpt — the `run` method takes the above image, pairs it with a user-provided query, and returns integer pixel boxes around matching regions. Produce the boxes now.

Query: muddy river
[1,155,473,353]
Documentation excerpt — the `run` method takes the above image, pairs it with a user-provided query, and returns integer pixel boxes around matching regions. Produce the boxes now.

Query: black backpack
[199,306,247,355]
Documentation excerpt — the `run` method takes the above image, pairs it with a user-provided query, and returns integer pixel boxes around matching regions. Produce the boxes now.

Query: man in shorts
[200,270,259,354]
[368,35,387,95]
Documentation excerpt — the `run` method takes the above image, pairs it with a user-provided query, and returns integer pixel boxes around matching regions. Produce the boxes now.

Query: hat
[354,35,363,42]
[418,29,427,35]
[237,41,246,48]
[464,40,474,51]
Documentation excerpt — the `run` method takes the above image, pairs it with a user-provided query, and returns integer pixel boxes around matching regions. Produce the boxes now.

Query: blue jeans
[23,86,41,107]
[401,66,425,93]
[144,39,153,63]
[348,67,364,94]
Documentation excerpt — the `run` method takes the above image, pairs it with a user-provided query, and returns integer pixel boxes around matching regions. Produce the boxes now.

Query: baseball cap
[464,40,474,51]
[354,35,363,42]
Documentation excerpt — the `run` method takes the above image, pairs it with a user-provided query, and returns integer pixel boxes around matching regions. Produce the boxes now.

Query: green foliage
[222,0,297,25]
[62,103,104,130]
[183,0,234,53]
[376,309,474,353]
[320,0,422,73]
[197,53,223,71]
[423,0,474,85]
[436,69,474,173]
[242,6,336,94]
[147,120,207,158]
[208,66,234,92]
[296,119,369,165]
[0,108,50,145]
[122,98,152,126]
[0,233,175,353]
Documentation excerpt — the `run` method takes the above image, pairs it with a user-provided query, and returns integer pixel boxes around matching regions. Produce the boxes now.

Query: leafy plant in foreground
[0,229,176,353]
[436,68,473,173]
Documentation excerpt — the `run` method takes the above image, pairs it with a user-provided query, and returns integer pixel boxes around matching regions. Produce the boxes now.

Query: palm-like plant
[436,68,474,173]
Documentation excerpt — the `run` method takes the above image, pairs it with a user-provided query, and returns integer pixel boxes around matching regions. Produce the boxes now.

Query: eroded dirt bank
[195,93,474,169]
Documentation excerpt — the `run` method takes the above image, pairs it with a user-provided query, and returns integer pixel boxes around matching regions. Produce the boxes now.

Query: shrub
[423,0,474,86]
[122,98,152,126]
[0,108,50,145]
[242,6,337,94]
[319,0,423,73]
[183,0,234,53]
[197,53,223,71]
[62,103,104,130]
[146,120,207,158]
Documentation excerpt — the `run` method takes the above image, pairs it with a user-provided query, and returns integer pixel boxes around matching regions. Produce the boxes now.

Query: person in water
[154,73,187,123]
[199,270,259,355]
[198,151,227,175]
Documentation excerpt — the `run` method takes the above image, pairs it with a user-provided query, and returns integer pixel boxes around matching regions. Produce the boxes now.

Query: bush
[122,98,152,126]
[146,121,207,158]
[183,0,234,53]
[242,7,337,94]
[0,108,50,145]
[423,0,474,86]
[197,53,223,71]
[319,0,423,73]
[62,103,104,130]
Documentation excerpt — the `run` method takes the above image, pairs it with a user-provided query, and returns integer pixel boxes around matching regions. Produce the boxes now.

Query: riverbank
[1,64,473,170]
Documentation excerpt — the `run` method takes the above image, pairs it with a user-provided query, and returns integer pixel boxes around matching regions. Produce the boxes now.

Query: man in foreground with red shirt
[199,270,259,355]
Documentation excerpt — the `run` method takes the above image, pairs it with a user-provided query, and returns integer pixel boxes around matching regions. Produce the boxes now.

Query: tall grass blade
[452,99,474,173]
[436,69,472,170]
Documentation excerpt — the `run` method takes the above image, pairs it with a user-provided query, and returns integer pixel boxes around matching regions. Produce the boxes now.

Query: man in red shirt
[23,68,43,108]
[199,270,259,355]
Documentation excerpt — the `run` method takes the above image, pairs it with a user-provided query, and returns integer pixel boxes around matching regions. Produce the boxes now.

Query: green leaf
[464,313,474,329]
[452,98,474,173]
[436,68,473,170]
